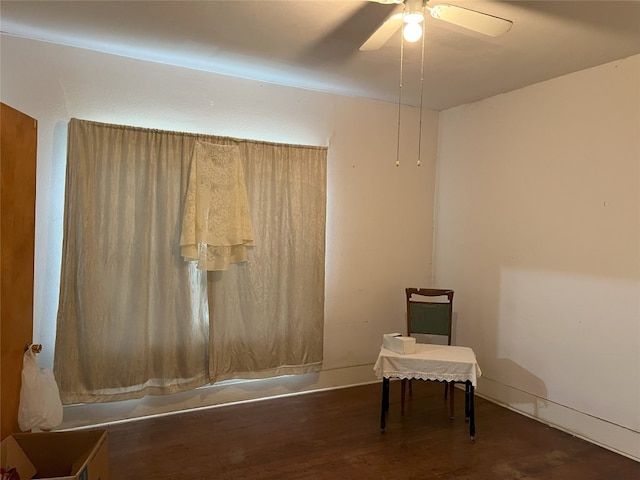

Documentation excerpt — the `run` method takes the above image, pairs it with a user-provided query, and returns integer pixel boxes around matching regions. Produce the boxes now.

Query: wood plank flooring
[105,381,639,479]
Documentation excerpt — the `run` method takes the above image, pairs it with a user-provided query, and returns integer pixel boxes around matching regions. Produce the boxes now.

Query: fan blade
[429,4,512,37]
[360,12,403,51]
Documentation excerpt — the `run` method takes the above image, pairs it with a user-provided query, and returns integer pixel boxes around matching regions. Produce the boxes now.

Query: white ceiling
[1,0,639,110]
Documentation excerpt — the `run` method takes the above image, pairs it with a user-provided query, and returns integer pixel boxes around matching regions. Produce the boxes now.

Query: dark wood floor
[105,381,639,479]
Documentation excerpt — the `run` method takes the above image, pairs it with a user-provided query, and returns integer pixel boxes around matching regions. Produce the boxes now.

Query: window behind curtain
[54,119,327,404]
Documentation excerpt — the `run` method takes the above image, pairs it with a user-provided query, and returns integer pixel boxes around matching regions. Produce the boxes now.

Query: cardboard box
[1,430,108,480]
[383,333,416,355]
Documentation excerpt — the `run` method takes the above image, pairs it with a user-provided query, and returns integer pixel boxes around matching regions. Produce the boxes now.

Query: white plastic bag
[17,347,63,431]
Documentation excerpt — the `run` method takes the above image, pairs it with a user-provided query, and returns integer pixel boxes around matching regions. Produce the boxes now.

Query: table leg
[464,382,470,422]
[468,382,476,442]
[380,377,390,432]
[449,382,455,419]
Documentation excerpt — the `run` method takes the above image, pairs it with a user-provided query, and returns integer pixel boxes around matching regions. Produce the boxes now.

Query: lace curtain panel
[54,119,327,404]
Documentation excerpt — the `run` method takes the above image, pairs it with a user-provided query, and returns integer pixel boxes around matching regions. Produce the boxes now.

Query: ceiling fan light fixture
[402,22,423,42]
[403,11,425,24]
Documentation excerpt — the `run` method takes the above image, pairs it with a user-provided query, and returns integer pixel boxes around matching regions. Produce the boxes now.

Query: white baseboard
[476,376,640,462]
[58,364,380,430]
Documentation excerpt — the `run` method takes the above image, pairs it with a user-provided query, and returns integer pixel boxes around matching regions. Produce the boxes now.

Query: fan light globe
[403,22,422,42]
[403,11,425,24]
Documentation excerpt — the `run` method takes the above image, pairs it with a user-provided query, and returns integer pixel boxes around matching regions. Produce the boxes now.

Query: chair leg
[401,379,406,415]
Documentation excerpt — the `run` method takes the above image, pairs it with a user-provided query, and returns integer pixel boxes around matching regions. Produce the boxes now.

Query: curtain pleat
[54,119,326,404]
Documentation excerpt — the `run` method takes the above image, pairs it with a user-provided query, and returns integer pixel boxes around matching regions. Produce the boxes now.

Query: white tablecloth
[373,344,482,386]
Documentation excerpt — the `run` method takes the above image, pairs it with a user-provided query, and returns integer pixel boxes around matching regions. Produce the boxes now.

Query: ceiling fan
[360,0,513,51]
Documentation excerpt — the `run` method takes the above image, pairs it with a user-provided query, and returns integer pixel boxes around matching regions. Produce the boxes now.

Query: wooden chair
[401,288,455,416]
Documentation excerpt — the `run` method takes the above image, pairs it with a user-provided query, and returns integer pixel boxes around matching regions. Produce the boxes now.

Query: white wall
[434,55,640,460]
[0,36,439,424]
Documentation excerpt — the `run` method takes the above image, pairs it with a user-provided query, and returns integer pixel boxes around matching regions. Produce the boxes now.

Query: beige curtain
[208,141,326,381]
[54,119,326,404]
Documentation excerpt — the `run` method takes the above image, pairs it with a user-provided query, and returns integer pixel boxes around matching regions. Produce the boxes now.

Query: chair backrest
[406,288,454,345]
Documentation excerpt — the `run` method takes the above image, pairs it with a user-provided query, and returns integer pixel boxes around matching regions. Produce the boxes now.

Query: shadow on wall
[481,358,547,418]
[449,270,549,420]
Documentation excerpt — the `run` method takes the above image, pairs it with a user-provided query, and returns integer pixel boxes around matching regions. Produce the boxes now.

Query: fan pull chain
[395,8,406,168]
[417,5,426,167]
